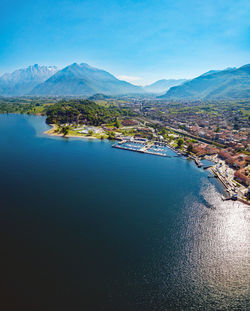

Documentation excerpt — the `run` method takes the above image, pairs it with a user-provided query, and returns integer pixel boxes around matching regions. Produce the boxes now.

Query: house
[234,170,250,186]
[218,150,232,160]
[121,119,138,127]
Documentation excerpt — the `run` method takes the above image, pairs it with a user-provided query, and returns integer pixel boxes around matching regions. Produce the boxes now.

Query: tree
[62,126,70,136]
[161,128,167,135]
[163,134,168,140]
[46,100,135,126]
[88,129,94,136]
[234,123,240,130]
[114,118,121,128]
[55,122,61,133]
[168,135,174,142]
[177,138,184,148]
[215,125,220,133]
[107,132,116,140]
[148,133,154,140]
[187,144,193,154]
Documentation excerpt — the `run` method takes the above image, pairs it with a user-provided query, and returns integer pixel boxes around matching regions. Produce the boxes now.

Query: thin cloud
[117,75,142,84]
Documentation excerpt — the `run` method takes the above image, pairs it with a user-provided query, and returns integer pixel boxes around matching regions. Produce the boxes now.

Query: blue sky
[0,0,249,84]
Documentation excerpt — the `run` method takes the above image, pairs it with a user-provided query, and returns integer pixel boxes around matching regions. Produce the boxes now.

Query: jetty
[203,165,213,170]
[188,155,202,167]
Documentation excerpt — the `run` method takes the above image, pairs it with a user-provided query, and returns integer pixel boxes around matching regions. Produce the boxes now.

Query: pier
[188,155,202,167]
[203,165,213,170]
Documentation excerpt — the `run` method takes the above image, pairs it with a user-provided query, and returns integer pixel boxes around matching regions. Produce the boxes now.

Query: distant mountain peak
[0,65,58,96]
[79,62,93,68]
[1,64,58,79]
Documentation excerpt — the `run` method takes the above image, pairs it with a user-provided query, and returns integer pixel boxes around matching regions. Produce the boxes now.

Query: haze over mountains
[0,63,249,99]
[162,64,250,100]
[0,64,58,96]
[143,79,187,94]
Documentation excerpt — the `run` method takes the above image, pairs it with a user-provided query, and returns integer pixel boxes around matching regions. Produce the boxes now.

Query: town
[1,96,249,203]
[41,97,250,204]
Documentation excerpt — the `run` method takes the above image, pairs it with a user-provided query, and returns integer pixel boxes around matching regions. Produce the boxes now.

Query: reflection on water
[111,181,249,310]
[0,115,249,310]
[134,180,249,310]
[160,182,249,310]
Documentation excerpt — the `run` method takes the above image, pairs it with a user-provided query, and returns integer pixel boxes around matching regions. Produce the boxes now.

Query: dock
[188,155,202,167]
[209,166,242,201]
[203,165,213,170]
[112,141,167,157]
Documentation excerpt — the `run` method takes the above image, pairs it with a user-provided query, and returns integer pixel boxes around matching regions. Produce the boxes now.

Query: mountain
[0,64,58,96]
[144,79,187,94]
[30,63,144,96]
[161,64,250,100]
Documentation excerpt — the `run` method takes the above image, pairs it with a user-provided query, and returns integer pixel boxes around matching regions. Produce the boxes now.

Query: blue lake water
[0,114,249,310]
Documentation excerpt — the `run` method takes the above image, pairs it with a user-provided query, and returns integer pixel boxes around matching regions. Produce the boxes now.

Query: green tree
[234,123,239,130]
[88,129,94,136]
[148,133,154,140]
[215,125,220,133]
[187,144,193,154]
[177,138,184,148]
[168,135,174,142]
[160,128,167,135]
[114,118,121,128]
[107,132,116,140]
[62,126,70,136]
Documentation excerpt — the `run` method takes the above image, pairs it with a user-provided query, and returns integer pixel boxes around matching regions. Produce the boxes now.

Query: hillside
[161,64,250,100]
[30,63,144,96]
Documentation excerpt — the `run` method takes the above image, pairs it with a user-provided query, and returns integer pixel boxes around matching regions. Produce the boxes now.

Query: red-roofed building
[234,170,250,186]
[121,119,138,126]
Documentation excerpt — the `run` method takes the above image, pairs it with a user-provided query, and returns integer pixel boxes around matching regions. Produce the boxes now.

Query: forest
[45,99,137,125]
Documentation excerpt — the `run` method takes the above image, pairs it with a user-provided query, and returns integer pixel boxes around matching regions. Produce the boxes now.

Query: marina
[112,140,168,157]
[110,136,247,205]
[113,139,207,166]
[113,139,208,165]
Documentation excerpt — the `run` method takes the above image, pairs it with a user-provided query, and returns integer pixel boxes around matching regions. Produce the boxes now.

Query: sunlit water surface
[0,114,248,311]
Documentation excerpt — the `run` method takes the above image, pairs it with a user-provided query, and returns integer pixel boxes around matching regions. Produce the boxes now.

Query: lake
[0,114,248,310]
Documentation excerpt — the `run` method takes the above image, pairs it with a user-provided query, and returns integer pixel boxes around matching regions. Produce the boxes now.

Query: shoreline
[44,124,249,206]
[207,164,250,206]
[44,124,98,140]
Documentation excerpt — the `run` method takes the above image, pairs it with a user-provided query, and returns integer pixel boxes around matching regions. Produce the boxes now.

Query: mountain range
[0,64,58,96]
[161,64,250,100]
[30,63,143,96]
[0,63,249,99]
